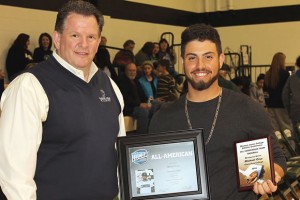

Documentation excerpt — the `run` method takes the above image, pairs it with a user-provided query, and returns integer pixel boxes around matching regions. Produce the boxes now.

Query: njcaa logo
[99,89,111,102]
[131,149,148,165]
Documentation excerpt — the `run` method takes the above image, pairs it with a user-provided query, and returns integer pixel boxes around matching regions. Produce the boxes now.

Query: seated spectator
[157,38,176,73]
[219,63,231,79]
[232,76,251,95]
[113,39,135,74]
[218,64,241,93]
[157,38,182,84]
[150,42,159,64]
[218,63,241,92]
[94,36,118,82]
[218,76,241,93]
[135,42,153,67]
[33,32,53,62]
[156,59,178,102]
[118,63,151,134]
[138,61,158,101]
[6,33,34,81]
[249,73,265,107]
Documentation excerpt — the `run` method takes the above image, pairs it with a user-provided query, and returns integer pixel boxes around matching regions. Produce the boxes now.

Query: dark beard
[187,72,219,91]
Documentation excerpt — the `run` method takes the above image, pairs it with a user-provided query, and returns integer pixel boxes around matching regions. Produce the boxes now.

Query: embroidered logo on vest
[99,89,111,102]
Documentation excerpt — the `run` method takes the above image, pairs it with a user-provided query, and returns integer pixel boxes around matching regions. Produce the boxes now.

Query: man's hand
[140,103,151,110]
[253,170,281,195]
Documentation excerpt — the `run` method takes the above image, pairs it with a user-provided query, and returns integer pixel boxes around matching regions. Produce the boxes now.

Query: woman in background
[150,42,159,64]
[135,42,154,67]
[157,38,183,84]
[264,52,293,141]
[33,32,53,62]
[5,33,33,81]
[157,38,176,73]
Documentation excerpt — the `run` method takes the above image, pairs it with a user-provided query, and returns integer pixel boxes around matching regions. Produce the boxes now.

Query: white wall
[127,0,201,13]
[0,6,57,82]
[1,5,300,83]
[127,0,300,13]
[218,22,300,66]
[0,5,185,83]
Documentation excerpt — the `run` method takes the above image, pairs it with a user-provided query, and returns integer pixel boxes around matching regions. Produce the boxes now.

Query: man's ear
[181,57,187,75]
[219,53,225,69]
[52,31,61,50]
[97,34,101,47]
[180,56,184,65]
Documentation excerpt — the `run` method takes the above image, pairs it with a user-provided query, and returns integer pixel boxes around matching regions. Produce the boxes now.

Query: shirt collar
[53,51,98,82]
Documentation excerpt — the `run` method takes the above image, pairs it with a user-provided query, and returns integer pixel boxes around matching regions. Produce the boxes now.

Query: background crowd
[1,30,300,144]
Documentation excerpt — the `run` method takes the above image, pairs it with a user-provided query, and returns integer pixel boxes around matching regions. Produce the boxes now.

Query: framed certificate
[117,128,210,200]
[234,136,275,191]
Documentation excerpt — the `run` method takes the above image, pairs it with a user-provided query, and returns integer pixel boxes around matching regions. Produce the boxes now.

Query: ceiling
[126,0,300,13]
[1,0,300,27]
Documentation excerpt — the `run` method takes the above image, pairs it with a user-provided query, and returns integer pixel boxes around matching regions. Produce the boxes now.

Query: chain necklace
[184,88,223,145]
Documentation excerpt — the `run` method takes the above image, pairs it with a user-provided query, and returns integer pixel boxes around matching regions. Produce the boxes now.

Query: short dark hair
[220,63,230,71]
[296,55,300,67]
[55,0,104,34]
[157,59,170,68]
[123,40,135,48]
[257,73,265,82]
[181,23,222,57]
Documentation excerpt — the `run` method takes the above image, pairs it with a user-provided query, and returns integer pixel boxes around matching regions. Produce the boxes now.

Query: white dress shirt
[0,51,126,200]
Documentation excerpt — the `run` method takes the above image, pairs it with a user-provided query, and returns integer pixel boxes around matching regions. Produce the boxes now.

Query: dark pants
[132,106,149,134]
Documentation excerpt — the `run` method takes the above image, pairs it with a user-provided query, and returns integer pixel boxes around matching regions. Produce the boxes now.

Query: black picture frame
[234,136,275,191]
[117,128,210,200]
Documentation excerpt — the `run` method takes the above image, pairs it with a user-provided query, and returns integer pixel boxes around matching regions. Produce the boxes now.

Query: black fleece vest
[29,56,120,200]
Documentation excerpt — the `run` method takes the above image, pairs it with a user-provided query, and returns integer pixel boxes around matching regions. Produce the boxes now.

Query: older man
[118,62,151,134]
[0,1,125,199]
